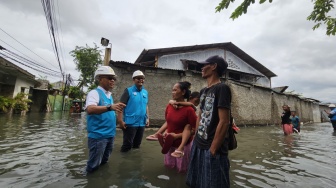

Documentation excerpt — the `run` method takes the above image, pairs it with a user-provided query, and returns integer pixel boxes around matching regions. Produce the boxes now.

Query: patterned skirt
[164,141,192,173]
[186,144,230,188]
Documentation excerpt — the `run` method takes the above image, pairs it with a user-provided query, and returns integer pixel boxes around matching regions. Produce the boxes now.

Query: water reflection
[0,113,336,188]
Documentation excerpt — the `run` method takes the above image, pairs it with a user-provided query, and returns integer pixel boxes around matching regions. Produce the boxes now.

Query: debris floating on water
[157,175,169,180]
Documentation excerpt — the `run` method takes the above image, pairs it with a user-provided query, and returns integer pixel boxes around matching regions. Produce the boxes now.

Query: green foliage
[48,83,53,90]
[307,0,336,35]
[13,93,32,112]
[0,93,32,113]
[0,96,14,113]
[70,44,103,88]
[216,0,335,36]
[88,83,98,91]
[68,86,84,99]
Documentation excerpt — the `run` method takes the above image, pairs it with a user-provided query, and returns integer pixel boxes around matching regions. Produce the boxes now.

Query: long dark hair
[189,91,200,101]
[177,81,191,99]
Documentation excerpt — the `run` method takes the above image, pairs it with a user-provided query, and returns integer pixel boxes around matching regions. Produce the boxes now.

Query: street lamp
[101,37,109,47]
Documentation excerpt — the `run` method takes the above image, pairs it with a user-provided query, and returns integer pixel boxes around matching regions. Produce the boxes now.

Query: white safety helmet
[328,104,335,108]
[94,66,116,80]
[132,70,145,78]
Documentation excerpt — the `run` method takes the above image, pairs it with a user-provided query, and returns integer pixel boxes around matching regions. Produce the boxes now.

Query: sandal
[171,150,184,158]
[146,134,158,141]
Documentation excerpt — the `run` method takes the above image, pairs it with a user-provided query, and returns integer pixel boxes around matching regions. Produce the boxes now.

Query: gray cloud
[0,0,335,103]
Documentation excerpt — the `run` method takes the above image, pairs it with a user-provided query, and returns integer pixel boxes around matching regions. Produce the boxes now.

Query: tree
[68,86,84,99]
[216,0,336,36]
[70,44,103,88]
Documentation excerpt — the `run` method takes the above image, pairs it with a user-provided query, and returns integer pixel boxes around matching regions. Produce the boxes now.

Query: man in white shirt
[85,66,125,174]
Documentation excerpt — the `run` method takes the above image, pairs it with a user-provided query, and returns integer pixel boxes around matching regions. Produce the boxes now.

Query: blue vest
[86,88,116,139]
[123,85,148,126]
[331,108,336,121]
[291,116,300,128]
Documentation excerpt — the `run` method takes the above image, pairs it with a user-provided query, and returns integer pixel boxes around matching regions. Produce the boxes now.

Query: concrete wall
[112,65,206,125]
[14,77,33,98]
[320,105,331,122]
[229,82,317,126]
[111,64,322,126]
[229,82,273,125]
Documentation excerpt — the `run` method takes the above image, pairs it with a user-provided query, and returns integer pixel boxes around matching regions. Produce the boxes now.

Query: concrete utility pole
[101,37,111,66]
[104,47,111,66]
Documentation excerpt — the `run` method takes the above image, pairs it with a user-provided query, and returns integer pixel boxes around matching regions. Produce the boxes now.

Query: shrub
[13,93,32,112]
[0,96,14,113]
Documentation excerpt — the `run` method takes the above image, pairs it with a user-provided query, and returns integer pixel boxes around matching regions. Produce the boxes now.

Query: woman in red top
[155,81,197,172]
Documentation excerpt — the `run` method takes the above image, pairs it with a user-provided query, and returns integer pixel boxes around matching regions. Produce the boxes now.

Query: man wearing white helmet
[324,104,336,131]
[117,70,149,152]
[85,66,125,173]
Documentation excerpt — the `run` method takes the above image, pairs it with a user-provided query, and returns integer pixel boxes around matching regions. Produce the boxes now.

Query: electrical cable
[0,27,59,69]
[1,48,61,74]
[41,0,64,76]
[0,52,62,77]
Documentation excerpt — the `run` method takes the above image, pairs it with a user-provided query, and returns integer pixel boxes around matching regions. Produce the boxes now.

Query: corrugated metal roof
[134,42,277,78]
[110,60,182,71]
[0,57,39,83]
[272,86,289,93]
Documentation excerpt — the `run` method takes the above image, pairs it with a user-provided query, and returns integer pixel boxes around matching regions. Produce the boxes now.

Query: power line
[0,38,59,70]
[0,27,58,69]
[55,0,67,73]
[1,46,61,74]
[41,0,64,77]
[0,52,61,77]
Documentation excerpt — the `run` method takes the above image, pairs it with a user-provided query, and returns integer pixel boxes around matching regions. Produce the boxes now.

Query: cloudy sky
[0,0,335,103]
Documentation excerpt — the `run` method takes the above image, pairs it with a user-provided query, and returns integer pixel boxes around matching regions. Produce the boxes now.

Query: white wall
[157,49,271,87]
[226,51,271,87]
[13,78,34,98]
[158,49,225,70]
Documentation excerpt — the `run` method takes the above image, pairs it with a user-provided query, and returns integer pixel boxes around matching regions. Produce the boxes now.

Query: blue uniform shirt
[86,88,116,139]
[330,108,336,121]
[120,85,148,127]
[291,115,300,129]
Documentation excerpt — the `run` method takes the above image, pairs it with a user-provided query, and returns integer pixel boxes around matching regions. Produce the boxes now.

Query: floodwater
[0,112,336,188]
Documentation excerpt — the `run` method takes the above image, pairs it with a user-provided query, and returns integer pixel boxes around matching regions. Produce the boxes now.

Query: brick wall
[111,63,322,127]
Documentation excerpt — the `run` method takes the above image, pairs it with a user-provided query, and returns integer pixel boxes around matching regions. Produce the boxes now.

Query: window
[229,72,241,81]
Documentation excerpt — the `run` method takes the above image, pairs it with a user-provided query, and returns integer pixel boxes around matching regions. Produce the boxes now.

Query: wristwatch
[106,104,112,111]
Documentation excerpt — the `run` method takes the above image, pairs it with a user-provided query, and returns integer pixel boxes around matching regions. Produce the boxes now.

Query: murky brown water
[0,112,336,188]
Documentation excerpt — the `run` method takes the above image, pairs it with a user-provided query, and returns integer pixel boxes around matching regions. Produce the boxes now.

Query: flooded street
[1,112,336,188]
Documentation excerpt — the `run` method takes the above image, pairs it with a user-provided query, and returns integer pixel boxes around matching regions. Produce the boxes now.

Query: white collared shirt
[85,86,112,109]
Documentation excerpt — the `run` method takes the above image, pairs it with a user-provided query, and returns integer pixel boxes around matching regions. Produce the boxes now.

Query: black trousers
[120,126,145,152]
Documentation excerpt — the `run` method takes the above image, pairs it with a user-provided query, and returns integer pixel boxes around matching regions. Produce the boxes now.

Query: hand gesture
[111,102,126,113]
[169,100,179,109]
[119,121,127,130]
[146,118,150,127]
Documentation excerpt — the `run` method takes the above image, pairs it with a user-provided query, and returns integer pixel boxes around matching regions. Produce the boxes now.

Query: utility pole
[61,74,67,111]
[104,47,111,66]
[101,37,111,66]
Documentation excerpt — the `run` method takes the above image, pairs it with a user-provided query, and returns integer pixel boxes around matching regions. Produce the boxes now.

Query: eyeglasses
[134,77,145,80]
[101,76,116,81]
